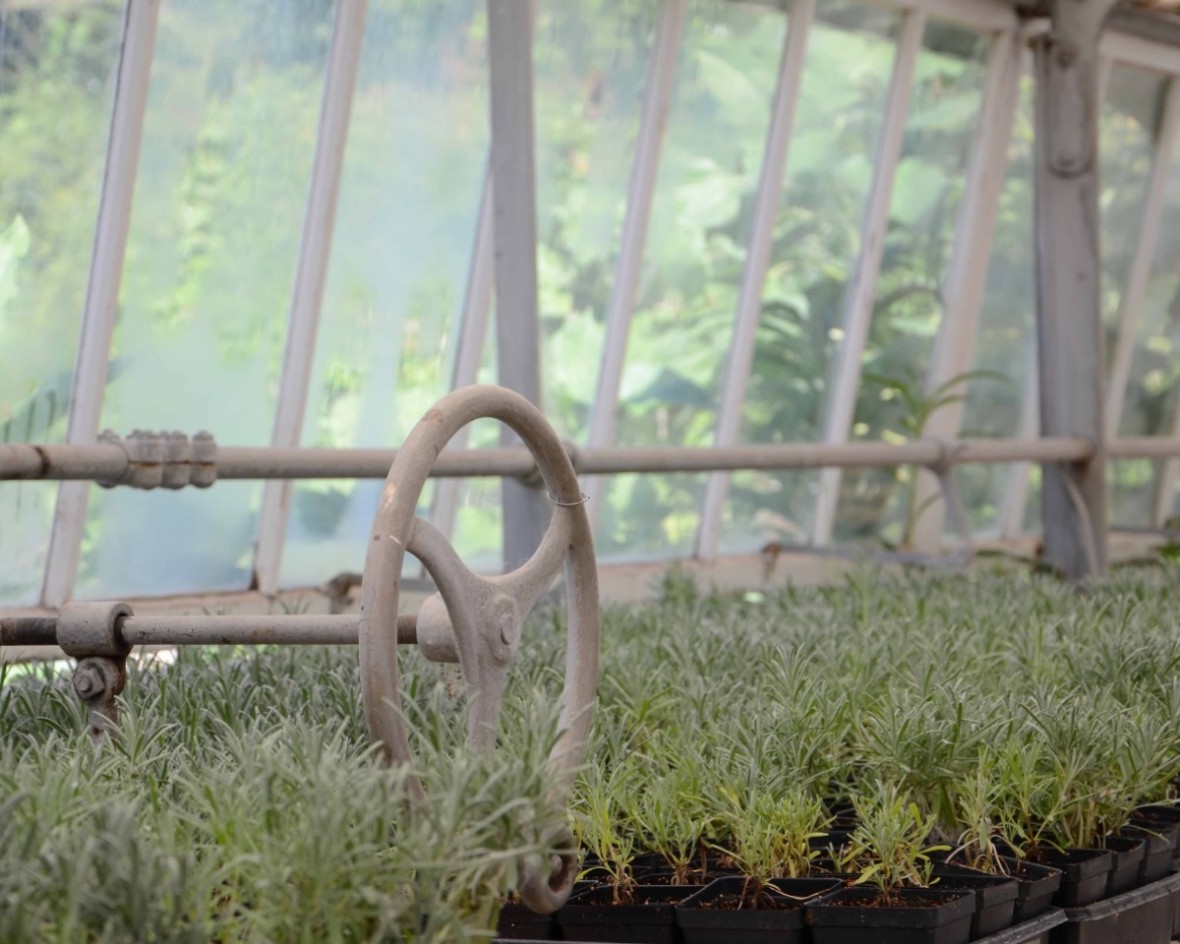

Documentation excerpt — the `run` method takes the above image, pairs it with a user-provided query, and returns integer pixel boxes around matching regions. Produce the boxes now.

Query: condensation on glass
[77,0,332,599]
[281,0,491,588]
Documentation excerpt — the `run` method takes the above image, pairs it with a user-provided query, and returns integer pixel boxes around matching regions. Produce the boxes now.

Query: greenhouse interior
[8,0,1180,941]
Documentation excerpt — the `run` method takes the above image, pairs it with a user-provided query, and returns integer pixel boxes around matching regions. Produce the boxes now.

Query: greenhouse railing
[3,433,1179,483]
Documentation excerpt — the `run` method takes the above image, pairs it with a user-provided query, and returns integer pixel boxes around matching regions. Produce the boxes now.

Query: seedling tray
[1050,869,1180,944]
[493,908,1068,944]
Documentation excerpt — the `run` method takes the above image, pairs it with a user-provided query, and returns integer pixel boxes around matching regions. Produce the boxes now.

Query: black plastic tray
[1051,870,1180,944]
[492,905,1069,944]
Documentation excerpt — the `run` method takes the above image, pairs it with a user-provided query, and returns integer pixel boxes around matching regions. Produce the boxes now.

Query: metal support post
[1029,0,1118,579]
[487,0,548,568]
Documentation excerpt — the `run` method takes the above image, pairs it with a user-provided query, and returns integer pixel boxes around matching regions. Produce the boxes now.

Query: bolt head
[73,664,101,698]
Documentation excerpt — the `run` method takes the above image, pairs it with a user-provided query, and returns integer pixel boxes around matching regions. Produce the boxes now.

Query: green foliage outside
[2,1,1179,603]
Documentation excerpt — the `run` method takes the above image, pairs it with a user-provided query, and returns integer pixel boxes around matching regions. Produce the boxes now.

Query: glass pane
[536,0,657,445]
[601,0,787,560]
[0,2,125,605]
[78,0,331,599]
[834,20,990,547]
[718,1,901,555]
[1113,77,1180,528]
[1100,66,1167,362]
[281,0,489,587]
[958,72,1035,538]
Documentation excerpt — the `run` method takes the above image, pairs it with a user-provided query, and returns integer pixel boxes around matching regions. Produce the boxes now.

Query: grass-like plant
[572,761,640,904]
[0,647,566,943]
[947,749,1011,874]
[631,751,714,885]
[7,566,1180,933]
[717,785,832,907]
[840,784,948,904]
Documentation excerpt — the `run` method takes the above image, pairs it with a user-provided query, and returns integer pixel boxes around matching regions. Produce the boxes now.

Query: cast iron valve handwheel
[357,385,599,914]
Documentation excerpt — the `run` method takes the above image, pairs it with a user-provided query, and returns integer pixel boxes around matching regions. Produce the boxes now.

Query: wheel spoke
[488,507,573,617]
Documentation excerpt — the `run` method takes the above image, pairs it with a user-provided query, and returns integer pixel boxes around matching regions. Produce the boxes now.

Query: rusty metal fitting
[57,601,133,660]
[191,431,217,487]
[160,431,192,489]
[126,430,165,489]
[94,430,218,490]
[73,656,127,741]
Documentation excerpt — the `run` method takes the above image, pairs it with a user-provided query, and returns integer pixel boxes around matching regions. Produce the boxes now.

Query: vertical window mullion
[1104,78,1180,433]
[427,166,494,547]
[252,0,369,595]
[694,0,815,561]
[582,0,686,526]
[907,31,1023,552]
[810,10,927,547]
[41,0,162,608]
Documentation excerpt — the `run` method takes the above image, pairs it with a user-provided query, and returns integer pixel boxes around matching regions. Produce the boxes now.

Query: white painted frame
[907,33,1024,552]
[583,0,686,526]
[810,10,927,546]
[252,0,370,595]
[429,165,495,546]
[694,0,815,560]
[28,0,1180,606]
[41,0,161,608]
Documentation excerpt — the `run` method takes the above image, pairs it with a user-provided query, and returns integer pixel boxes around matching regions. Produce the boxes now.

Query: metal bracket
[1036,0,1119,177]
[57,601,133,740]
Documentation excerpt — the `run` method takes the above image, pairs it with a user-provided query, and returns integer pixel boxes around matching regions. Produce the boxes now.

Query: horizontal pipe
[4,436,1180,485]
[0,614,418,648]
[1107,437,1180,460]
[120,614,367,646]
[0,616,59,647]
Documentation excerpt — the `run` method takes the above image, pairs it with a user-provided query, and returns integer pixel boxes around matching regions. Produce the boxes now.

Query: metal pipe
[0,435,1151,483]
[1,616,59,647]
[0,613,419,648]
[1110,437,1180,460]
